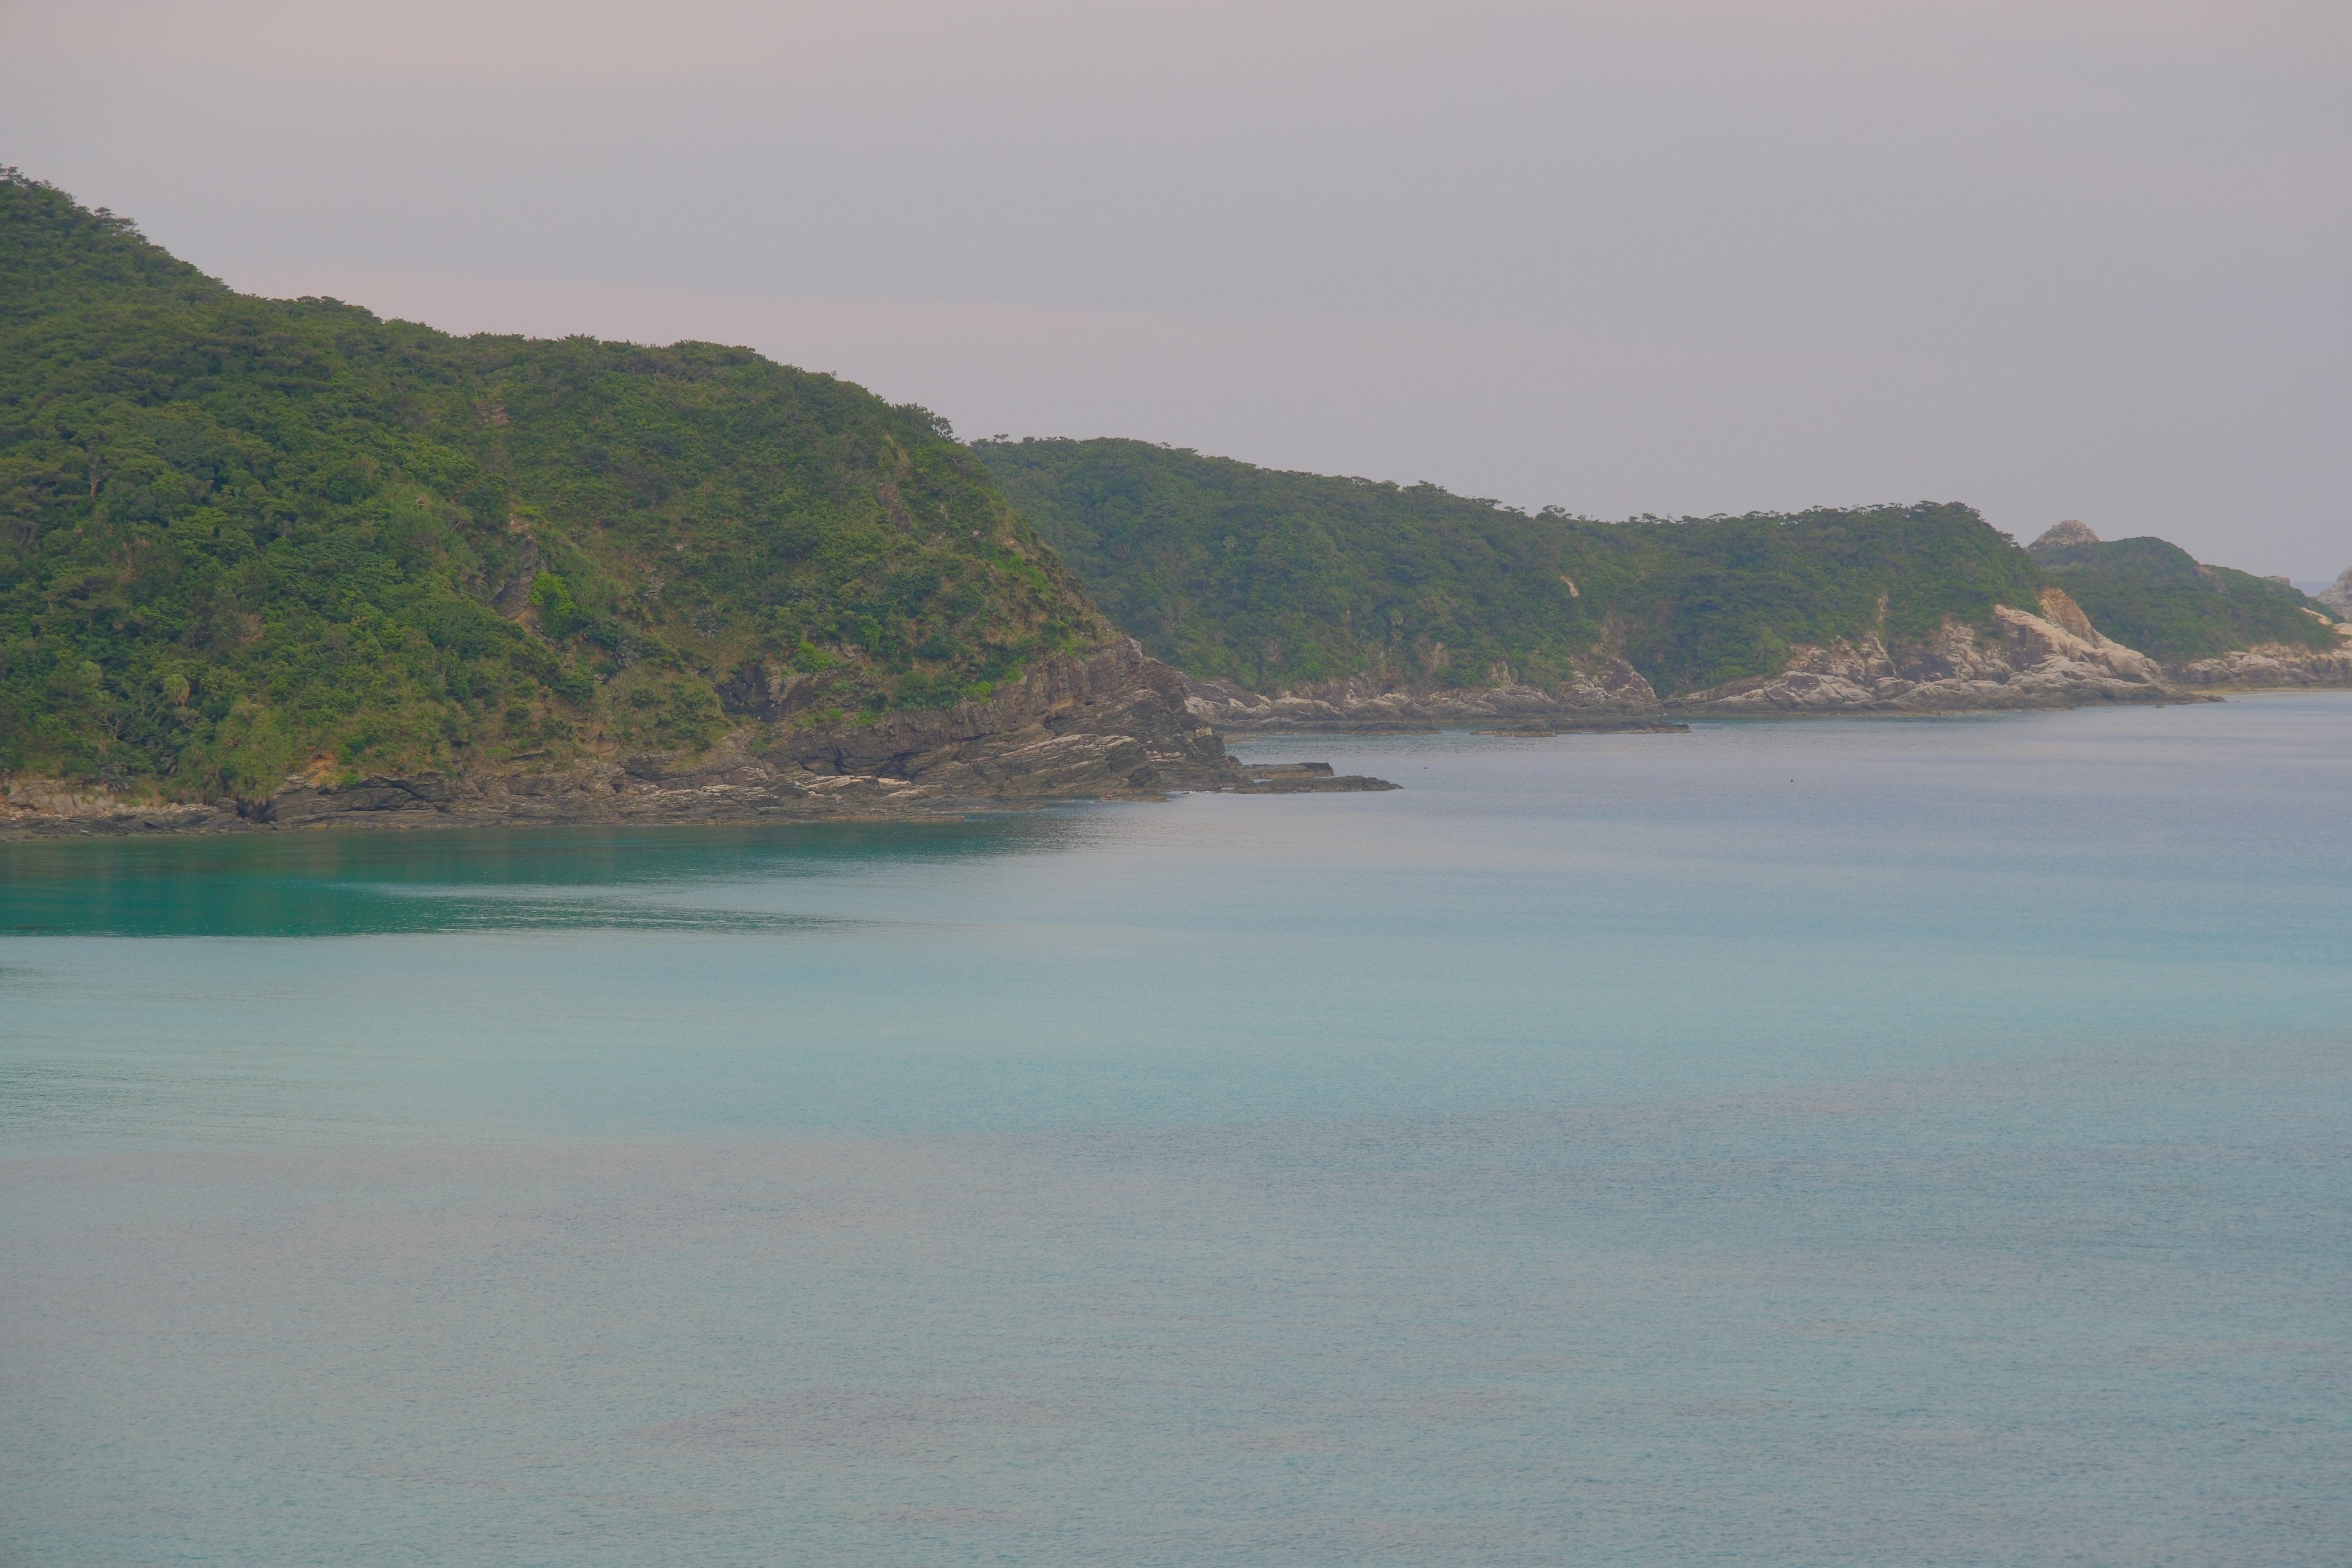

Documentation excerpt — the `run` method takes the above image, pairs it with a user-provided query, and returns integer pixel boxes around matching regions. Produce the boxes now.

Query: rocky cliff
[1667,589,2187,714]
[1174,589,2214,727]
[2163,619,2352,690]
[2026,522,2345,687]
[0,643,1395,839]
[2031,519,2102,551]
[2316,569,2352,619]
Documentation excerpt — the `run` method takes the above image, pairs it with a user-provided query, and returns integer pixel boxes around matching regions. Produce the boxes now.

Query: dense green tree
[2030,536,2336,662]
[1,170,1102,797]
[980,439,2051,698]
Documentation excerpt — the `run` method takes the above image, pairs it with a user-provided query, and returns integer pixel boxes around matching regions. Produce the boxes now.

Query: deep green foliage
[977,439,1615,690]
[2032,537,2336,663]
[1607,507,2050,696]
[1,170,1101,796]
[980,439,2045,697]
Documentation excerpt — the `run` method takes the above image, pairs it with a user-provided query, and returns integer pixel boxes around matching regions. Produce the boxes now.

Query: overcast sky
[6,0,2346,576]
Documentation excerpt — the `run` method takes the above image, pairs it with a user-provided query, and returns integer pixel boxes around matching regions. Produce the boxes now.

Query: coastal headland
[4,173,2345,837]
[0,641,1392,838]
[984,439,2351,731]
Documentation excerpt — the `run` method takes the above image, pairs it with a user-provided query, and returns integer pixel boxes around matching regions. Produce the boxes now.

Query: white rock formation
[2318,568,2352,619]
[1673,589,2181,713]
[2028,519,2101,553]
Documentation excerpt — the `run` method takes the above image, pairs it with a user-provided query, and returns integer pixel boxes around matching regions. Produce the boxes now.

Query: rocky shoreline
[1666,590,2189,715]
[2164,643,2352,691]
[12,601,2347,839]
[1176,589,2352,731]
[1183,657,1669,733]
[0,642,1396,840]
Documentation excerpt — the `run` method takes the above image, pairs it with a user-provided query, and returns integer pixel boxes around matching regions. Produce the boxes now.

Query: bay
[4,696,2348,1564]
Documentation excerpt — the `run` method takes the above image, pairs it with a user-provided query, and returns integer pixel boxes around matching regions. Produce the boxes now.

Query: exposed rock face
[488,533,546,619]
[1670,590,2187,714]
[1175,589,2256,725]
[2165,619,2352,690]
[1183,658,1667,732]
[2318,568,2352,619]
[0,641,1395,839]
[2028,519,2101,554]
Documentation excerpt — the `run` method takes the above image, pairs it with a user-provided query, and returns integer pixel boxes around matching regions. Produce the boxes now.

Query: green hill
[1,170,1104,799]
[974,437,1624,691]
[2027,533,2337,663]
[978,438,2044,699]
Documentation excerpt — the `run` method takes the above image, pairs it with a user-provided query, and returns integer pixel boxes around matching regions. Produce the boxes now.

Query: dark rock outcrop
[486,532,545,619]
[0,641,1395,839]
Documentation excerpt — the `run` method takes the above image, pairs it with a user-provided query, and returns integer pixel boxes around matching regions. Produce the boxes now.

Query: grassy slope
[980,439,2043,698]
[1,172,1104,798]
[2032,537,2337,662]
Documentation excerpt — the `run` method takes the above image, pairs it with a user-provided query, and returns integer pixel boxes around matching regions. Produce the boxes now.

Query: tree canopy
[1,169,1104,797]
[2029,535,2337,663]
[979,438,2050,698]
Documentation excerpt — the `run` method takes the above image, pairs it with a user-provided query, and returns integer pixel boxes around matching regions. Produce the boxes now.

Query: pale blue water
[4,697,2349,1564]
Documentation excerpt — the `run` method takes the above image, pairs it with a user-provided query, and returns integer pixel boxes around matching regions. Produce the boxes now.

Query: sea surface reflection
[0,815,1078,937]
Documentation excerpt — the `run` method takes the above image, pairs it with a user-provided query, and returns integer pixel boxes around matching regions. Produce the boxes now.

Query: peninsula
[0,172,1387,838]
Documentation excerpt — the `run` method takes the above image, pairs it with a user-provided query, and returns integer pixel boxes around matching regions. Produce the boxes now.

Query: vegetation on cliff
[0,170,1106,797]
[976,438,1615,692]
[2027,533,2336,663]
[979,438,2044,698]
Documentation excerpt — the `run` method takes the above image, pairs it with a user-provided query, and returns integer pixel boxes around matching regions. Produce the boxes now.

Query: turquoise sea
[4,696,2348,1564]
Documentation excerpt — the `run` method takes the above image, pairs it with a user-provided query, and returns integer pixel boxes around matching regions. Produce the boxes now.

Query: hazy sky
[6,0,2346,575]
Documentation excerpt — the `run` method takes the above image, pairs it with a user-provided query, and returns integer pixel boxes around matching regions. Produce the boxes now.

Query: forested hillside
[978,438,1620,690]
[13,168,2329,808]
[2028,532,2336,662]
[0,171,1104,799]
[980,439,2046,698]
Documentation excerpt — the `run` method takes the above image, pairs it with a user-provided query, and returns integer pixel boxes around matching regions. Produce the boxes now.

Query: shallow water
[4,697,2349,1563]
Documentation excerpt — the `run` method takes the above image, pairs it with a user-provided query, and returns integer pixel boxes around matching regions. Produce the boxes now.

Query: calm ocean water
[4,696,2348,1564]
